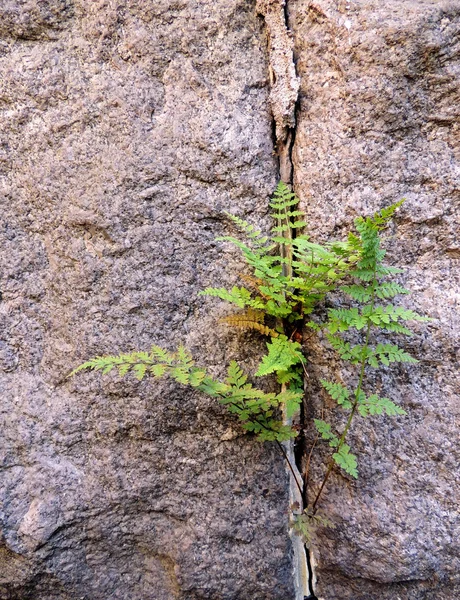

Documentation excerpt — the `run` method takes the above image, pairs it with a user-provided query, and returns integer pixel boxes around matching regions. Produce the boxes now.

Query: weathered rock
[289,0,460,598]
[0,1,295,598]
[2,0,460,598]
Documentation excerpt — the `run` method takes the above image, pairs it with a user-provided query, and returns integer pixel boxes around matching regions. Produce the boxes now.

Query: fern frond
[369,343,418,367]
[199,286,265,310]
[255,336,304,377]
[150,345,174,364]
[221,310,279,338]
[224,212,270,248]
[314,419,339,448]
[358,394,406,417]
[333,444,358,478]
[321,380,352,409]
[277,389,304,418]
[269,181,298,209]
[341,282,409,302]
[225,361,248,388]
[326,335,369,364]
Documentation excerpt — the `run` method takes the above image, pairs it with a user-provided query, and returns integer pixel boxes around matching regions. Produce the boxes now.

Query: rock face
[289,0,460,598]
[1,0,460,599]
[0,1,294,598]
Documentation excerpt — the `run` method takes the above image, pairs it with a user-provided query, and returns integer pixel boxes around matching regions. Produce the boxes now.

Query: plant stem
[311,268,377,514]
[275,440,304,498]
[226,400,304,497]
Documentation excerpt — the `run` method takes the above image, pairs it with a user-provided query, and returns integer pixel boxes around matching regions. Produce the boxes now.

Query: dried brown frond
[221,309,279,338]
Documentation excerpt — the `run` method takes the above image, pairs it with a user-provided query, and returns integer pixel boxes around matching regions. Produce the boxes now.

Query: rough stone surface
[0,1,295,598]
[289,1,460,598]
[3,0,460,598]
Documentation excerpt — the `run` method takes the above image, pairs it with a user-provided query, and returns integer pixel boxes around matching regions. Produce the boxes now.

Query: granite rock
[288,1,460,598]
[0,1,295,598]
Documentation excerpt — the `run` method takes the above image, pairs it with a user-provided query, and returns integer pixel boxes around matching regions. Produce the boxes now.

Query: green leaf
[370,343,418,366]
[189,369,207,387]
[151,364,167,378]
[118,363,131,377]
[320,380,352,409]
[171,367,189,385]
[314,419,339,448]
[277,389,303,419]
[150,345,174,364]
[200,286,265,310]
[133,363,147,380]
[333,444,358,478]
[226,361,248,388]
[255,336,304,377]
[358,394,407,417]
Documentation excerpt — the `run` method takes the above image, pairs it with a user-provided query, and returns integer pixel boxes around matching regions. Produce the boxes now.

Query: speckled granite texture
[0,1,294,598]
[1,1,459,599]
[289,1,460,598]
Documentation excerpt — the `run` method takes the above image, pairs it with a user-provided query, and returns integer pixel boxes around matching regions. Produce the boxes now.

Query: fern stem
[226,400,304,497]
[275,440,304,499]
[311,267,377,514]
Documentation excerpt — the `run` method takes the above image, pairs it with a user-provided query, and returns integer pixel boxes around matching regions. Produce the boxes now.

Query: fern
[320,380,352,409]
[314,419,339,448]
[291,507,336,546]
[202,182,359,331]
[310,200,428,513]
[72,349,299,443]
[357,394,406,417]
[332,444,358,479]
[71,183,428,547]
[220,309,279,338]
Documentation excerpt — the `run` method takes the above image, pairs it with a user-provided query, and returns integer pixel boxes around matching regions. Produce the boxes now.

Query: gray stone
[288,0,460,598]
[0,1,294,598]
[2,0,460,598]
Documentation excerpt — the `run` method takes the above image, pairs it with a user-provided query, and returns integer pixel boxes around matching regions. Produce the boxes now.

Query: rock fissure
[256,2,317,599]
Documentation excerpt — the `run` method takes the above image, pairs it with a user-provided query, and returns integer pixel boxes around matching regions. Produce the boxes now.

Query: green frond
[271,224,291,233]
[69,356,109,376]
[133,363,147,380]
[225,361,248,388]
[333,444,358,478]
[320,380,352,409]
[151,364,167,378]
[200,286,265,310]
[369,343,418,367]
[382,322,413,335]
[326,335,368,364]
[150,345,174,364]
[269,181,298,209]
[176,345,194,366]
[170,367,190,385]
[189,369,207,387]
[358,394,406,417]
[277,389,304,419]
[314,419,339,448]
[224,212,270,248]
[341,282,409,302]
[276,365,303,387]
[327,303,428,335]
[255,336,304,377]
[291,510,336,545]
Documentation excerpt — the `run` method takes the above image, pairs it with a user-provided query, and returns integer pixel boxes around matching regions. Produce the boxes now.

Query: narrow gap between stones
[288,93,319,600]
[260,0,319,597]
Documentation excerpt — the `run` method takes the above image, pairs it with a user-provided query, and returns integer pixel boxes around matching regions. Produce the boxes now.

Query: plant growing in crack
[293,201,429,542]
[70,182,428,543]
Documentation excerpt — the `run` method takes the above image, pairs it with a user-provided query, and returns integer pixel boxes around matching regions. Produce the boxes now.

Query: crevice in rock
[256,1,317,599]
